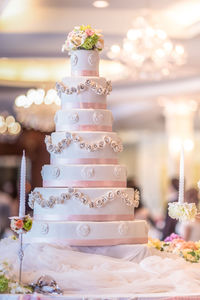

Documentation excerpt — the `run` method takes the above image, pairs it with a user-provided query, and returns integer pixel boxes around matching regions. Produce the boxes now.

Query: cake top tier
[62,25,104,77]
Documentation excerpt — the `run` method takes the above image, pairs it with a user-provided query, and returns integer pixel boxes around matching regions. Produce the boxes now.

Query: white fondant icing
[76,224,90,237]
[52,167,60,179]
[42,165,126,186]
[93,111,104,125]
[71,53,78,66]
[25,220,148,246]
[60,77,107,110]
[31,187,135,221]
[55,109,112,131]
[67,112,79,124]
[49,131,121,164]
[26,44,148,247]
[70,50,99,76]
[42,164,126,187]
[114,166,122,179]
[81,166,95,179]
[40,223,49,235]
[118,222,129,236]
[88,53,98,66]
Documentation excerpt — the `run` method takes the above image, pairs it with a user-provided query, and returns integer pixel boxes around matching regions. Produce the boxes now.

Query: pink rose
[180,241,198,250]
[15,219,24,229]
[85,29,94,36]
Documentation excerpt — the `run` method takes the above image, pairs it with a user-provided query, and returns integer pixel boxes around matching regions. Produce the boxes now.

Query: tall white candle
[19,150,26,218]
[178,145,184,204]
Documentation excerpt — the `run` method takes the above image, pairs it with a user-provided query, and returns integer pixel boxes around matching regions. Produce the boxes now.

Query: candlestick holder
[10,215,32,283]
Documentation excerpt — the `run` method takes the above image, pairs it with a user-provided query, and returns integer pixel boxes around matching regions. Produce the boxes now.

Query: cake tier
[25,220,148,246]
[42,165,127,188]
[55,109,113,132]
[57,76,109,110]
[70,50,99,77]
[28,187,138,221]
[46,131,123,165]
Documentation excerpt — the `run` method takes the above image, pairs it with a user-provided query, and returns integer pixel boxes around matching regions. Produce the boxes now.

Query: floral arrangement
[168,202,197,221]
[62,25,104,52]
[0,261,32,294]
[10,215,32,234]
[148,233,200,263]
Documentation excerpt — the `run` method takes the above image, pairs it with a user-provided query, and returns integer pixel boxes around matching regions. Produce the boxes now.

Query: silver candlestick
[18,231,24,284]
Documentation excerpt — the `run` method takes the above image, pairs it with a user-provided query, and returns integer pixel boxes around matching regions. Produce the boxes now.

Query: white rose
[72,36,82,47]
[96,38,104,50]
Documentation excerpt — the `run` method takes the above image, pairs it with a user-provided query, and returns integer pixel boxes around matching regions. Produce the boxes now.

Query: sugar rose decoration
[118,222,129,236]
[62,25,104,52]
[68,112,79,124]
[93,111,104,125]
[81,167,95,179]
[10,215,32,234]
[77,224,90,237]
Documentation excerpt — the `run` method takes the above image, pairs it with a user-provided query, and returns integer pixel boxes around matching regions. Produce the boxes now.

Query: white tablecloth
[0,238,200,296]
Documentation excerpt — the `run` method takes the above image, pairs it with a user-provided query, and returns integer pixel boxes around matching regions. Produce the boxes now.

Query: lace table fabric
[0,238,200,295]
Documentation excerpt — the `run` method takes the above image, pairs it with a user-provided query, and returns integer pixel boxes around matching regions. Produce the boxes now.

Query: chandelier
[107,16,186,80]
[14,88,60,132]
[0,114,21,142]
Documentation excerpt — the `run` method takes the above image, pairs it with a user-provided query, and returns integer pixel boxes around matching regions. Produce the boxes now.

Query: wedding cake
[26,25,148,246]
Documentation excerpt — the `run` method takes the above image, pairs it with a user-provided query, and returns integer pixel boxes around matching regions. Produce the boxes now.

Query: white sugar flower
[95,38,104,50]
[9,282,32,294]
[168,202,197,222]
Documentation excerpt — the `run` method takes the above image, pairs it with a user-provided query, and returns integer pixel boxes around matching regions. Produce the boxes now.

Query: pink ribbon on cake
[61,102,107,109]
[56,125,112,132]
[28,237,148,246]
[43,180,126,188]
[18,296,47,300]
[71,70,99,76]
[34,215,134,221]
[51,157,118,165]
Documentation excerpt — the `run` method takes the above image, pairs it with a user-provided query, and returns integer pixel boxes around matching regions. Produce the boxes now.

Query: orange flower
[171,239,185,247]
[15,219,24,229]
[180,241,198,250]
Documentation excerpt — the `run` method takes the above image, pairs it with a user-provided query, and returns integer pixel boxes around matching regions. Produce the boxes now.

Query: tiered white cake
[26,40,148,246]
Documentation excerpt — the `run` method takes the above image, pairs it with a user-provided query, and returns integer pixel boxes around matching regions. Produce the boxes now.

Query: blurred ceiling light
[166,1,200,28]
[107,15,187,81]
[93,1,109,8]
[0,58,126,85]
[14,88,61,132]
[159,97,198,115]
[0,113,21,142]
[1,0,27,20]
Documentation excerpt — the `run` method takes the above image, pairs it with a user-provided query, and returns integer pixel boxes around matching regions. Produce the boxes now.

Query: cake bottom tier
[25,220,148,246]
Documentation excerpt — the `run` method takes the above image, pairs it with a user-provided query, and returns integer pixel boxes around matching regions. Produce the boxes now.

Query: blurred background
[1,0,200,239]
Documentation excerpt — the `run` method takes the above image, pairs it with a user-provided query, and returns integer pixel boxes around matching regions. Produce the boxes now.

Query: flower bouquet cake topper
[168,146,197,221]
[62,25,104,52]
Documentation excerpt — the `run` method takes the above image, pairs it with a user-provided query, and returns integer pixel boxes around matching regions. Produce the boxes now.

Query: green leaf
[188,251,195,257]
[23,219,32,231]
[0,275,9,293]
[82,34,99,50]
